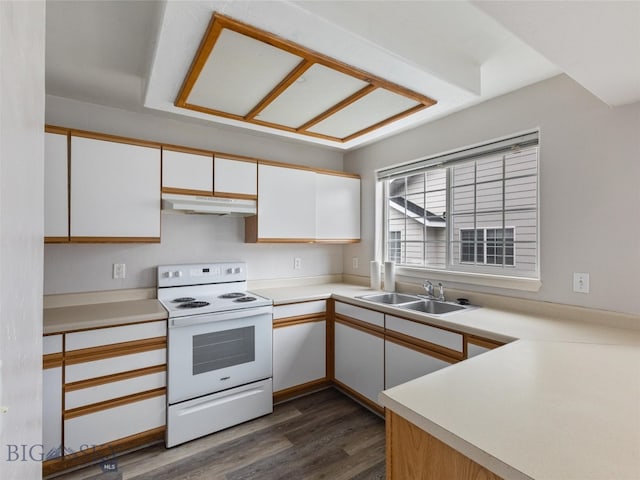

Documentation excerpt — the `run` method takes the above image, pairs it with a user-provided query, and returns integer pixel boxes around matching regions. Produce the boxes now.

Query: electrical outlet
[352,257,359,269]
[573,272,589,293]
[113,263,126,279]
[294,258,302,270]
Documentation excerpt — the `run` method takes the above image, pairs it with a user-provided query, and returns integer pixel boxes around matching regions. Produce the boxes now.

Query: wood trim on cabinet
[214,152,259,164]
[466,335,504,350]
[70,129,161,149]
[43,352,63,369]
[65,365,166,392]
[69,236,161,244]
[386,410,503,480]
[44,236,70,244]
[42,426,165,477]
[326,299,335,381]
[45,125,69,135]
[253,237,316,244]
[385,331,461,364]
[161,144,213,157]
[313,168,360,179]
[257,159,315,171]
[64,387,166,420]
[333,380,384,416]
[273,313,326,329]
[213,191,258,200]
[334,314,385,339]
[64,337,166,365]
[244,215,258,243]
[273,378,330,404]
[315,238,361,244]
[59,318,167,335]
[161,186,214,197]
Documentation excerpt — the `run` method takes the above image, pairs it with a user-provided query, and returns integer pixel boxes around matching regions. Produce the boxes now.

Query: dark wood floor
[53,388,385,480]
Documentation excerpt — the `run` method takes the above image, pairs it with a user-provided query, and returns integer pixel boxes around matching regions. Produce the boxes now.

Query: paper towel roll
[384,261,396,292]
[369,261,381,290]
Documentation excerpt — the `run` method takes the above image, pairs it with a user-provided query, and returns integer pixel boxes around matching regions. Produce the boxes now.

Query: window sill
[394,267,542,292]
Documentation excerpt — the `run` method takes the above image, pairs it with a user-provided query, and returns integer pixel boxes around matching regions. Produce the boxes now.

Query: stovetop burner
[234,296,256,303]
[172,297,196,303]
[176,301,210,309]
[219,292,246,299]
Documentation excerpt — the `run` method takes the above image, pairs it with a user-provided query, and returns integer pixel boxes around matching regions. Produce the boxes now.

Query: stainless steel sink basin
[401,300,467,315]
[357,293,421,304]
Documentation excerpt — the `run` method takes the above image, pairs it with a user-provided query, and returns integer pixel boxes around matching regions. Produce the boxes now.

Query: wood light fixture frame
[175,13,437,143]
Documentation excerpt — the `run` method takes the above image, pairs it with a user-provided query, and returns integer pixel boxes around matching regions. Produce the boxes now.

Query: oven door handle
[168,305,273,328]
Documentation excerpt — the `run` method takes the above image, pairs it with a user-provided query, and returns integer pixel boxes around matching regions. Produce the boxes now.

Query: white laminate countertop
[43,299,167,335]
[381,340,640,480]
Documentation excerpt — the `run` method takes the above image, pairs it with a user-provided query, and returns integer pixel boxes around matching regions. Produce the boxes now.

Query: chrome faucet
[423,280,434,299]
[437,282,445,302]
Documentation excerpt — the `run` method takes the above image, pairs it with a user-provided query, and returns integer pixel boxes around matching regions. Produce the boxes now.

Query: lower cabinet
[43,320,167,477]
[272,300,327,401]
[333,302,385,411]
[466,335,504,359]
[385,339,454,389]
[386,410,503,480]
[43,334,63,460]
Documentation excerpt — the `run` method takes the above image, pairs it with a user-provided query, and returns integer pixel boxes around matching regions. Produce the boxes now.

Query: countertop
[43,299,167,334]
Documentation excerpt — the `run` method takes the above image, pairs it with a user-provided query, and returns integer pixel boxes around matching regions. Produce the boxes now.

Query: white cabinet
[273,301,326,397]
[43,334,63,460]
[466,336,503,359]
[44,129,69,241]
[334,302,384,408]
[162,147,213,195]
[385,339,453,389]
[334,322,384,407]
[70,134,161,241]
[249,163,317,241]
[214,156,257,198]
[316,173,360,241]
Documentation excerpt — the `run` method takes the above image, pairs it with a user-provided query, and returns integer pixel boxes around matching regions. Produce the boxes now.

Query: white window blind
[379,132,539,279]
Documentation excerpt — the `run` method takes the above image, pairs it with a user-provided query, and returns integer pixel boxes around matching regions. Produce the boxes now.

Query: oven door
[167,305,272,405]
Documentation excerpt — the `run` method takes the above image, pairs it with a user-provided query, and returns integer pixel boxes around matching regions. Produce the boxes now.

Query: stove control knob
[174,270,183,278]
[234,267,242,274]
[226,268,234,274]
[165,271,173,278]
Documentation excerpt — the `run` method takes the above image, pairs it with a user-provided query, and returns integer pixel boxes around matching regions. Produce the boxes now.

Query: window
[378,132,538,279]
[461,227,514,266]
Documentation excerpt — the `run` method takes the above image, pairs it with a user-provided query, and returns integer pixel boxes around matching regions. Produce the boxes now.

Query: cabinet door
[162,147,213,195]
[316,173,360,241]
[273,321,326,392]
[385,340,453,389]
[44,130,69,241]
[334,322,384,406]
[43,366,63,459]
[70,135,160,241]
[214,156,257,198]
[255,164,316,240]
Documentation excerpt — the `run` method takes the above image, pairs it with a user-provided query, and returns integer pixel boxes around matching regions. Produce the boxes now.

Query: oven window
[192,326,255,375]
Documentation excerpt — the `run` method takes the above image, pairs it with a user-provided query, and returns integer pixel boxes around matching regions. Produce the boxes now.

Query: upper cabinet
[70,133,161,242]
[247,163,317,242]
[162,147,213,196]
[316,172,360,242]
[214,156,257,199]
[44,127,69,242]
[246,163,361,243]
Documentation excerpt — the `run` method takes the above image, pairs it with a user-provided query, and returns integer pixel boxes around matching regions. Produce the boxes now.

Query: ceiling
[45,1,640,151]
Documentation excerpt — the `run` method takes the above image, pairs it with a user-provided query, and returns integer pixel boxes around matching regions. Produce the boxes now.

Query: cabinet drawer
[273,300,326,320]
[335,302,384,328]
[43,334,63,355]
[66,349,166,383]
[64,394,165,451]
[66,321,166,351]
[66,370,166,410]
[386,315,463,353]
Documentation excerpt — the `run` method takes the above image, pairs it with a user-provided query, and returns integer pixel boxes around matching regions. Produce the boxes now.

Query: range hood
[161,193,256,216]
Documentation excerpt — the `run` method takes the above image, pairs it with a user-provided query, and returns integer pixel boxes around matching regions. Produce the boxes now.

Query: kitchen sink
[401,300,467,315]
[357,293,421,304]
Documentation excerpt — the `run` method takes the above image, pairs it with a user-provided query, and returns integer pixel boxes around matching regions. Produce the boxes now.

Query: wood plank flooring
[50,388,385,480]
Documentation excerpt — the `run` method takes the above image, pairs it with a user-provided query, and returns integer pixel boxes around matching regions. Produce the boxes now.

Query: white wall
[344,75,640,316]
[44,96,345,294]
[0,2,45,478]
